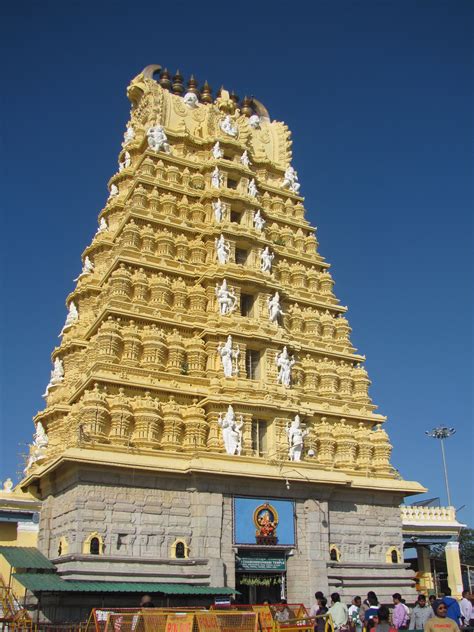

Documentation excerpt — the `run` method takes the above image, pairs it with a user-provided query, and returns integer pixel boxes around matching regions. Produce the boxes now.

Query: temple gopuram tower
[23,64,424,605]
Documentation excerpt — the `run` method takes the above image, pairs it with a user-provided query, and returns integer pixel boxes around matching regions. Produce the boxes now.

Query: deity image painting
[253,503,279,542]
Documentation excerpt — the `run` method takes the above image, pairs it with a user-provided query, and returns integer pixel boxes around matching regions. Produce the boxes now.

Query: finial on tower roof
[201,80,213,104]
[230,90,239,105]
[159,68,172,90]
[172,70,184,95]
[241,96,253,117]
[187,75,199,95]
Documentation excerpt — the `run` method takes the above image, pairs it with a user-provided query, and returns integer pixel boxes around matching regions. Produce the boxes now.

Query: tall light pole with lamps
[425,426,456,506]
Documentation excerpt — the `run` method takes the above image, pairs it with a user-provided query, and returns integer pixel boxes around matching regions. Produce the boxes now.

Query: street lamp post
[425,426,456,506]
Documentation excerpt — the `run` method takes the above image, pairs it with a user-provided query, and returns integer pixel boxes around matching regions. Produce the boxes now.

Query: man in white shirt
[460,591,473,627]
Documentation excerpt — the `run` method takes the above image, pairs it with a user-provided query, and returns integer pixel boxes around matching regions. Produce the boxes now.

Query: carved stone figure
[260,246,274,273]
[253,209,266,232]
[212,141,224,159]
[217,335,240,378]
[24,422,50,473]
[119,151,131,171]
[43,358,64,397]
[74,256,94,281]
[286,415,309,461]
[3,479,13,493]
[183,92,199,108]
[249,114,261,129]
[122,123,135,146]
[211,166,222,188]
[240,150,251,167]
[276,346,295,388]
[218,405,243,455]
[109,183,119,198]
[96,217,108,235]
[212,199,225,223]
[215,234,231,265]
[282,165,301,194]
[268,292,285,324]
[147,125,171,153]
[220,115,238,137]
[248,178,258,198]
[60,301,79,335]
[215,280,237,315]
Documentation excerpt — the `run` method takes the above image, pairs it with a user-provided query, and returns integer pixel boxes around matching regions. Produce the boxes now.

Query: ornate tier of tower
[23,64,424,606]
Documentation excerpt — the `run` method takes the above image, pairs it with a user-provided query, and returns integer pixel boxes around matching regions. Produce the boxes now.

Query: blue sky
[1,1,472,524]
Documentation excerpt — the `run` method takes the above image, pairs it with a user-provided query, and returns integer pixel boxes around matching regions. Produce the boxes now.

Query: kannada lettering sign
[165,614,194,632]
[195,613,220,632]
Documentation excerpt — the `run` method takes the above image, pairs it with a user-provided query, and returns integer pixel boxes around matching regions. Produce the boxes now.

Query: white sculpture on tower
[109,184,119,198]
[248,178,258,198]
[212,199,226,223]
[43,358,64,397]
[286,415,309,462]
[122,123,135,147]
[253,209,266,232]
[220,115,238,137]
[282,165,300,194]
[183,92,199,108]
[217,335,240,378]
[147,124,171,153]
[240,150,251,167]
[59,301,79,336]
[211,166,223,188]
[215,234,231,265]
[249,114,261,129]
[119,151,131,171]
[215,280,237,315]
[2,478,13,493]
[24,422,49,473]
[260,247,274,273]
[212,141,224,159]
[267,292,285,324]
[218,405,243,455]
[74,256,94,281]
[96,217,108,235]
[276,346,295,388]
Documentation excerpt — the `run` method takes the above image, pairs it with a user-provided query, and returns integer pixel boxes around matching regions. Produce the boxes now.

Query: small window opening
[175,542,186,558]
[230,210,242,224]
[330,547,339,561]
[58,541,62,556]
[240,294,254,317]
[251,420,267,457]
[246,349,260,380]
[391,549,399,563]
[90,537,101,555]
[227,178,238,190]
[235,248,249,265]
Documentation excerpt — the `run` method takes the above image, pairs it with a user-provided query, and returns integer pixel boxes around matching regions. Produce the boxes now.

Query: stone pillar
[445,541,463,598]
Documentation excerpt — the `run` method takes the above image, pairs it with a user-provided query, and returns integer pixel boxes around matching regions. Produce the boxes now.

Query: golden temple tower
[22,64,424,608]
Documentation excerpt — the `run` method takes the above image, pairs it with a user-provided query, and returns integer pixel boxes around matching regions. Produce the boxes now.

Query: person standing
[316,597,329,632]
[328,593,349,630]
[392,594,409,630]
[460,591,472,627]
[424,600,460,632]
[363,593,380,630]
[409,595,433,630]
[310,592,325,617]
[373,606,393,632]
[348,596,362,632]
[442,589,462,625]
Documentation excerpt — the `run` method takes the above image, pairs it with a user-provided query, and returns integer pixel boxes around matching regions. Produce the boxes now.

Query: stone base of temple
[36,461,419,607]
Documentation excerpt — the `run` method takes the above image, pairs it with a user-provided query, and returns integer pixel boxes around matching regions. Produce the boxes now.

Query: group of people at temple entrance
[305,589,473,632]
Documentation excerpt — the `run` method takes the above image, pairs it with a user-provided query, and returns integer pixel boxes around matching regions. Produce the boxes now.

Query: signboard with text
[236,554,286,572]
